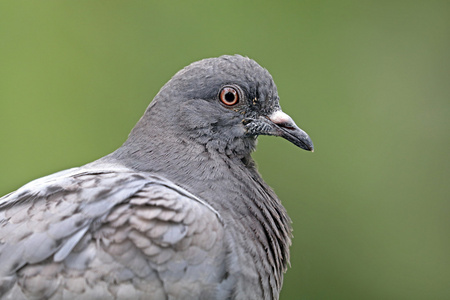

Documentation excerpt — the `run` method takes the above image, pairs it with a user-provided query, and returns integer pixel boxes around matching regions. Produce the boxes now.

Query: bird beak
[265,110,314,152]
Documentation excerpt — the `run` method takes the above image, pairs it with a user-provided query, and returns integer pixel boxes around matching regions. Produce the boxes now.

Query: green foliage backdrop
[1,1,449,299]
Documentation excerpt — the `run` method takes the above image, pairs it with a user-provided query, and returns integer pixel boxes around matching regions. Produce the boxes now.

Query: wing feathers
[0,166,225,298]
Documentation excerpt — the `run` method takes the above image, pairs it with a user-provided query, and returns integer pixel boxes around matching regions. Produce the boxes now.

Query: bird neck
[110,128,254,188]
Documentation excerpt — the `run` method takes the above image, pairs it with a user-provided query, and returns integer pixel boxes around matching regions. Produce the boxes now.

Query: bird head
[134,55,313,156]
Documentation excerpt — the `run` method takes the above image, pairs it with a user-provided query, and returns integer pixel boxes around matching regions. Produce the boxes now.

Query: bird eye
[219,86,239,106]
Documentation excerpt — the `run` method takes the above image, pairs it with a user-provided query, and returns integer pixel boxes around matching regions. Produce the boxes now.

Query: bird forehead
[179,55,275,90]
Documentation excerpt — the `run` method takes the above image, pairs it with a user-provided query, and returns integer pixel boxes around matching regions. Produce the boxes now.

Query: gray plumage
[0,55,313,300]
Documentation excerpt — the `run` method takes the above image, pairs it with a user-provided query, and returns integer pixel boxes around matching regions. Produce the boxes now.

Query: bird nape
[0,55,313,300]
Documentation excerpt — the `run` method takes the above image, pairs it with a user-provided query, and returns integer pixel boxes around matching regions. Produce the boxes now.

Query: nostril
[277,122,295,130]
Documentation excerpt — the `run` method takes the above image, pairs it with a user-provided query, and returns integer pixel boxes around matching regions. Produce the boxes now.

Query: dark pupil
[225,92,235,102]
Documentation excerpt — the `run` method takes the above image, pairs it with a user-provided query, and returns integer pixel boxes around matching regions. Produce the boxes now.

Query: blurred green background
[1,1,449,299]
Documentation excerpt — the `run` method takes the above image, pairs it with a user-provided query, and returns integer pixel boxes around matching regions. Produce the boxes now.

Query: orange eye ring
[219,86,239,106]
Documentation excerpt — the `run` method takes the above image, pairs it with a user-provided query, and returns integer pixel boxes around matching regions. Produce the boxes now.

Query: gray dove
[0,55,313,300]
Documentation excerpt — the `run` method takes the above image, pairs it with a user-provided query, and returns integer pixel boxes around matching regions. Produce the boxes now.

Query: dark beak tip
[302,138,314,152]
